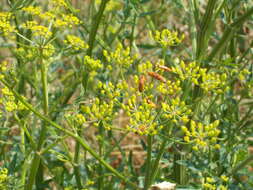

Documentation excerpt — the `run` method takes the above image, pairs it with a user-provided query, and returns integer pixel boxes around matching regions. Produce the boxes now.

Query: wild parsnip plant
[0,0,253,190]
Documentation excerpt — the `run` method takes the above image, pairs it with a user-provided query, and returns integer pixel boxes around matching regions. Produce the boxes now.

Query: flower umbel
[153,29,184,47]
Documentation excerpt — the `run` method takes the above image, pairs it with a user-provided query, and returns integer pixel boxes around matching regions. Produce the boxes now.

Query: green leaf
[138,10,157,17]
[0,127,10,131]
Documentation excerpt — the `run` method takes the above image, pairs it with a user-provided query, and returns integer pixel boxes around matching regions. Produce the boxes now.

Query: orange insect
[157,64,172,72]
[148,72,166,83]
[138,75,146,92]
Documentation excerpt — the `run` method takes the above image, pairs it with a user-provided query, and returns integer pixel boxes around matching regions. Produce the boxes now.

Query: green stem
[207,6,253,61]
[41,60,49,116]
[74,130,82,190]
[196,0,217,60]
[144,135,153,190]
[87,0,109,56]
[40,136,68,155]
[0,79,140,190]
[27,59,49,190]
[150,139,167,184]
[229,155,253,176]
[188,0,198,59]
[14,115,29,190]
[21,159,29,190]
[130,13,137,52]
[173,151,187,185]
[26,153,41,190]
[98,123,104,190]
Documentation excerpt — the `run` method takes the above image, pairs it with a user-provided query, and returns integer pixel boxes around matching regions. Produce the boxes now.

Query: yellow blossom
[22,21,52,39]
[153,29,184,47]
[42,43,55,58]
[64,35,89,50]
[0,12,16,37]
[181,120,221,152]
[75,114,86,125]
[83,56,103,71]
[0,168,8,189]
[52,0,68,8]
[221,175,229,182]
[103,43,137,69]
[22,6,42,15]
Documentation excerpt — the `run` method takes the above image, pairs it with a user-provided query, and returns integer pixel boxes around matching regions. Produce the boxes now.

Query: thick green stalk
[188,0,198,59]
[196,0,217,60]
[229,155,253,176]
[173,152,187,185]
[150,139,167,184]
[74,130,82,190]
[26,59,49,190]
[14,116,28,190]
[143,135,153,190]
[0,79,140,190]
[98,124,105,190]
[87,0,109,56]
[26,152,41,190]
[130,14,137,52]
[208,6,253,61]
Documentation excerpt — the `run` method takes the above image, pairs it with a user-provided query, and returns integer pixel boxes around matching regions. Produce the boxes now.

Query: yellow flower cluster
[54,14,81,28]
[202,176,229,190]
[83,56,103,72]
[52,0,68,8]
[0,12,16,37]
[81,98,114,130]
[0,168,8,190]
[74,113,86,125]
[0,61,8,79]
[153,29,184,47]
[200,71,228,93]
[238,68,250,81]
[203,177,216,190]
[157,80,181,95]
[64,35,89,50]
[220,175,229,182]
[80,81,132,130]
[171,61,200,84]
[103,43,137,68]
[122,95,163,135]
[161,97,191,124]
[42,43,55,58]
[83,56,103,78]
[172,61,228,93]
[22,6,42,15]
[181,120,221,151]
[15,43,55,61]
[22,21,52,39]
[1,86,26,112]
[15,47,36,61]
[40,11,56,20]
[137,61,153,73]
[97,81,122,100]
[21,4,81,40]
[0,61,26,113]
